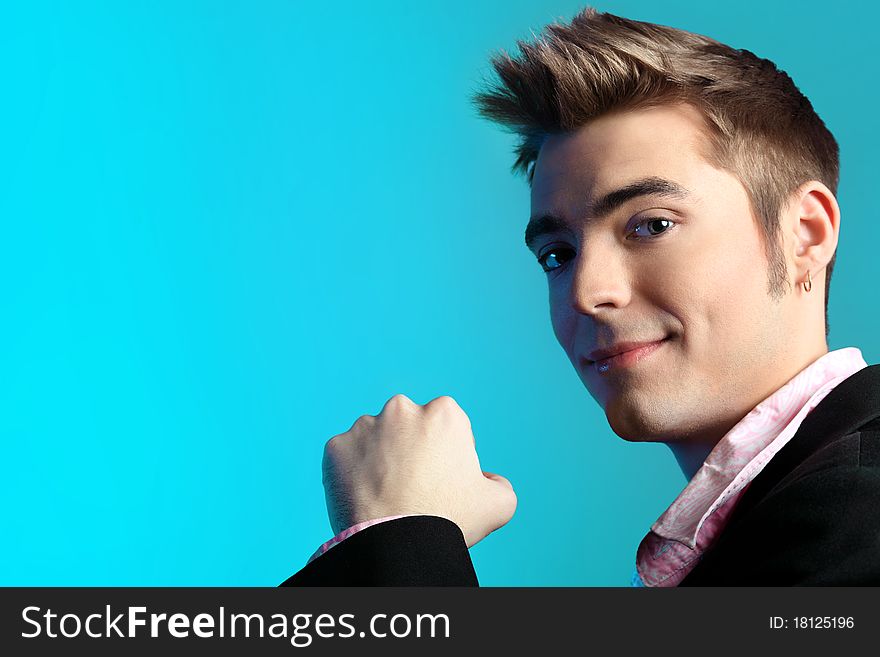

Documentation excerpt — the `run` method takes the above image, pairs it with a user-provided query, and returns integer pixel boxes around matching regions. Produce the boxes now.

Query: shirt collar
[649,346,868,548]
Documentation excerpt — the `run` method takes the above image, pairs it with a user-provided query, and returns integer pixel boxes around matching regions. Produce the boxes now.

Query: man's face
[528,103,797,447]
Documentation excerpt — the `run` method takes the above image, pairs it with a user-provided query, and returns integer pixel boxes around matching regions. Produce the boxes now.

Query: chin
[604,400,671,443]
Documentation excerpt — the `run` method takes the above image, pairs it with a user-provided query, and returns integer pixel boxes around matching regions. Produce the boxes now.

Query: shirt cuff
[307,515,419,564]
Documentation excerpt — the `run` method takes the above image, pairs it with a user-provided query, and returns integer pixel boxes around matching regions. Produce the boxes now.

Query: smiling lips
[585,337,669,373]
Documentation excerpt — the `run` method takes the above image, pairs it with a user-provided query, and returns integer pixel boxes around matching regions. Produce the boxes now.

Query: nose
[566,241,632,316]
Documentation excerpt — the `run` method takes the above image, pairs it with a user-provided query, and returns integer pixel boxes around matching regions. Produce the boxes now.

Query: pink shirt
[306,348,867,585]
[632,347,867,586]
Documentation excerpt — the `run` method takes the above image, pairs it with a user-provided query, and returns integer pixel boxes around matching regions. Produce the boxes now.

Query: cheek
[679,232,772,353]
[548,285,577,356]
[713,237,769,309]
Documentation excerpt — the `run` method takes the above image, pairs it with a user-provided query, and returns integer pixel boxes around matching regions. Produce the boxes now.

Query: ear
[786,181,840,290]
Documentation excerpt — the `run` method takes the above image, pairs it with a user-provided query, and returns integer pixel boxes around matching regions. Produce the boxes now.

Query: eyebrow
[524,176,691,251]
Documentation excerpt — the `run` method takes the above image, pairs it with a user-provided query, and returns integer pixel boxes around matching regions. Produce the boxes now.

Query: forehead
[531,103,714,213]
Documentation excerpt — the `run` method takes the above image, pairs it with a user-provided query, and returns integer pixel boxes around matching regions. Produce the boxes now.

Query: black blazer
[281,364,880,586]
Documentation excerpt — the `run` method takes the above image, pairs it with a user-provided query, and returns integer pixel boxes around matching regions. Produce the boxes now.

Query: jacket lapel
[723,363,880,526]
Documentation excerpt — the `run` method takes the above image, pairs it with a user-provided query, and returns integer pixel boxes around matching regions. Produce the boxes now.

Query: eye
[536,246,574,273]
[629,217,676,239]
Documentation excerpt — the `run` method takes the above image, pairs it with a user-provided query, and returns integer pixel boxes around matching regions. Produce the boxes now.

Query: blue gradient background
[2,1,878,585]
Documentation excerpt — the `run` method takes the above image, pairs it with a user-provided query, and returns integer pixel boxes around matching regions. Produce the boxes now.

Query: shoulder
[780,419,880,486]
[725,371,880,525]
[681,450,880,585]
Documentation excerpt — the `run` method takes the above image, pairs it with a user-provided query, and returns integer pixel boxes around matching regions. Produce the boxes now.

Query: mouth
[584,336,671,374]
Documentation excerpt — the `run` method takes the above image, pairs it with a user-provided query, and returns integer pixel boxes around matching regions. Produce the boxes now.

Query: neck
[668,441,717,481]
[667,341,831,481]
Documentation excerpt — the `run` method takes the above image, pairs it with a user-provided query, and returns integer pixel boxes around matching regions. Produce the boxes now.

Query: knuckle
[427,395,471,427]
[383,393,415,413]
[432,394,458,408]
[427,395,462,415]
[345,414,373,433]
[324,434,344,452]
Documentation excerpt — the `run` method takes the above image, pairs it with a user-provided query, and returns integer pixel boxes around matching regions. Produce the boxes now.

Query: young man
[281,7,880,586]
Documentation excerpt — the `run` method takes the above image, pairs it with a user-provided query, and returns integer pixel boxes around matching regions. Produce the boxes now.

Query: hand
[321,394,517,548]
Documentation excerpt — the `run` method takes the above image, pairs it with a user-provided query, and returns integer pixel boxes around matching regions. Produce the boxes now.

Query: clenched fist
[322,394,517,548]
